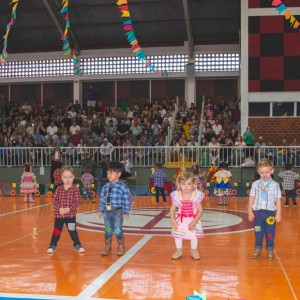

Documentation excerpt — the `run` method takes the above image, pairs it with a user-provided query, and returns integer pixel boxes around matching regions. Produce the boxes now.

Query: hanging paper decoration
[271,0,300,30]
[0,0,20,64]
[116,0,169,77]
[59,0,81,75]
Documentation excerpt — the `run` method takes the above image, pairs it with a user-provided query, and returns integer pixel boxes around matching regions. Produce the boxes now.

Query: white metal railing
[0,146,299,168]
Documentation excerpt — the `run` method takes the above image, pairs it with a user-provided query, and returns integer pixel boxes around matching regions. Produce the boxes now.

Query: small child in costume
[47,166,85,253]
[170,172,204,260]
[152,162,167,204]
[81,167,95,203]
[248,158,281,260]
[20,163,37,203]
[213,162,232,205]
[278,163,299,207]
[192,164,206,191]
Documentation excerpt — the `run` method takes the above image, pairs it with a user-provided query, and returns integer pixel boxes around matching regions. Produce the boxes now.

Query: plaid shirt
[152,169,166,188]
[53,168,62,185]
[278,170,299,190]
[99,180,131,215]
[53,184,80,218]
[81,172,94,189]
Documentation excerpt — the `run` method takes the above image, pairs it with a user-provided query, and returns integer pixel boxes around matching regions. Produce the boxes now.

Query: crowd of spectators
[0,92,298,167]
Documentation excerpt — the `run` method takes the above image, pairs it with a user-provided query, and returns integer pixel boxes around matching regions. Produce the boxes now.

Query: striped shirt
[81,172,94,189]
[250,179,281,211]
[53,184,80,218]
[99,180,131,215]
[152,169,166,188]
[278,170,299,190]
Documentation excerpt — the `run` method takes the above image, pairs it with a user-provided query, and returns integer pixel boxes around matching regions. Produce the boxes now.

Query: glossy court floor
[0,195,299,300]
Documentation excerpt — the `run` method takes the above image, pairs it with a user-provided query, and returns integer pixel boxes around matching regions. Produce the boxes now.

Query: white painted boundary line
[275,250,297,300]
[0,203,51,217]
[0,293,75,299]
[76,235,153,300]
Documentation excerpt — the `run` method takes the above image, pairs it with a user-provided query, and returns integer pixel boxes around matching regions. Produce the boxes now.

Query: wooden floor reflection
[0,195,299,300]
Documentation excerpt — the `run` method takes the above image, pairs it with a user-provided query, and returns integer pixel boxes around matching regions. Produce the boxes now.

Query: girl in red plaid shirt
[47,166,85,253]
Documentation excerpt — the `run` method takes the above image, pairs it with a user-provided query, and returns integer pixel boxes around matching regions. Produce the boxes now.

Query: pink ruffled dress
[170,190,204,240]
[20,172,37,194]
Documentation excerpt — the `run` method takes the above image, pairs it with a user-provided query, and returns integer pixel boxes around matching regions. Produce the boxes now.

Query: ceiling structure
[0,0,240,56]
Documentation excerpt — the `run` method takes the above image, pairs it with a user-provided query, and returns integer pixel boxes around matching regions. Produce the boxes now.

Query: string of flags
[0,0,19,65]
[116,0,169,77]
[59,0,82,75]
[270,0,300,30]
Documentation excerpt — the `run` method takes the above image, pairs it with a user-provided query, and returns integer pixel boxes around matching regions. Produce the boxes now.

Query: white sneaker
[47,245,56,253]
[75,245,85,253]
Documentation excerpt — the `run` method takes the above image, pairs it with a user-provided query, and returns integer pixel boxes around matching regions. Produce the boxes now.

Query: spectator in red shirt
[47,166,85,254]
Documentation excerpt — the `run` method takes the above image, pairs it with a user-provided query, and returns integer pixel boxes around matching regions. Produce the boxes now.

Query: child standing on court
[278,163,299,207]
[152,162,167,204]
[98,161,131,256]
[47,166,85,253]
[170,172,204,260]
[20,163,37,203]
[213,161,232,205]
[248,158,281,260]
[81,167,95,203]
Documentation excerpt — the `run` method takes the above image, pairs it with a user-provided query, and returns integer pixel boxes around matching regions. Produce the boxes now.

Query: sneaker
[191,249,201,260]
[284,204,289,207]
[47,245,56,253]
[267,249,274,261]
[293,204,297,207]
[75,244,85,253]
[251,248,261,259]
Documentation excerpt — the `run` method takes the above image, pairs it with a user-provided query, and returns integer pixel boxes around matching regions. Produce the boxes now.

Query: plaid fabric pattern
[81,172,94,189]
[278,170,299,190]
[152,170,166,188]
[53,168,62,185]
[53,185,80,218]
[99,180,131,215]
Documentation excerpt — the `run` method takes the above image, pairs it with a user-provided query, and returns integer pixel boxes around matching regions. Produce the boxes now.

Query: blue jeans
[83,188,93,201]
[103,208,124,240]
[155,186,166,203]
[253,210,276,250]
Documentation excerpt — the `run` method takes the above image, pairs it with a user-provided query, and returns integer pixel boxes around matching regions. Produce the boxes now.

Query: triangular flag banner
[116,0,169,76]
[272,0,282,6]
[0,0,19,64]
[271,2,300,31]
[276,3,286,14]
[289,15,296,25]
[285,10,291,20]
[58,0,81,75]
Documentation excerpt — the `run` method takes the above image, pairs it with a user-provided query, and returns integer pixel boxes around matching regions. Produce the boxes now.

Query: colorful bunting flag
[59,0,82,76]
[116,0,169,77]
[271,0,300,30]
[0,0,19,64]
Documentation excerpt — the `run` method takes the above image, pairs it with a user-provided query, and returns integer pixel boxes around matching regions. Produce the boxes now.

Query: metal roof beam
[182,0,194,60]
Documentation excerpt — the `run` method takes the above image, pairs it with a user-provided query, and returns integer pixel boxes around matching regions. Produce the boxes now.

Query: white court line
[0,293,76,299]
[275,250,298,300]
[76,235,153,300]
[0,203,51,217]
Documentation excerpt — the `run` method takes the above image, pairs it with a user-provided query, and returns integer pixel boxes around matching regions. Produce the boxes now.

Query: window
[249,103,270,116]
[272,102,294,116]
